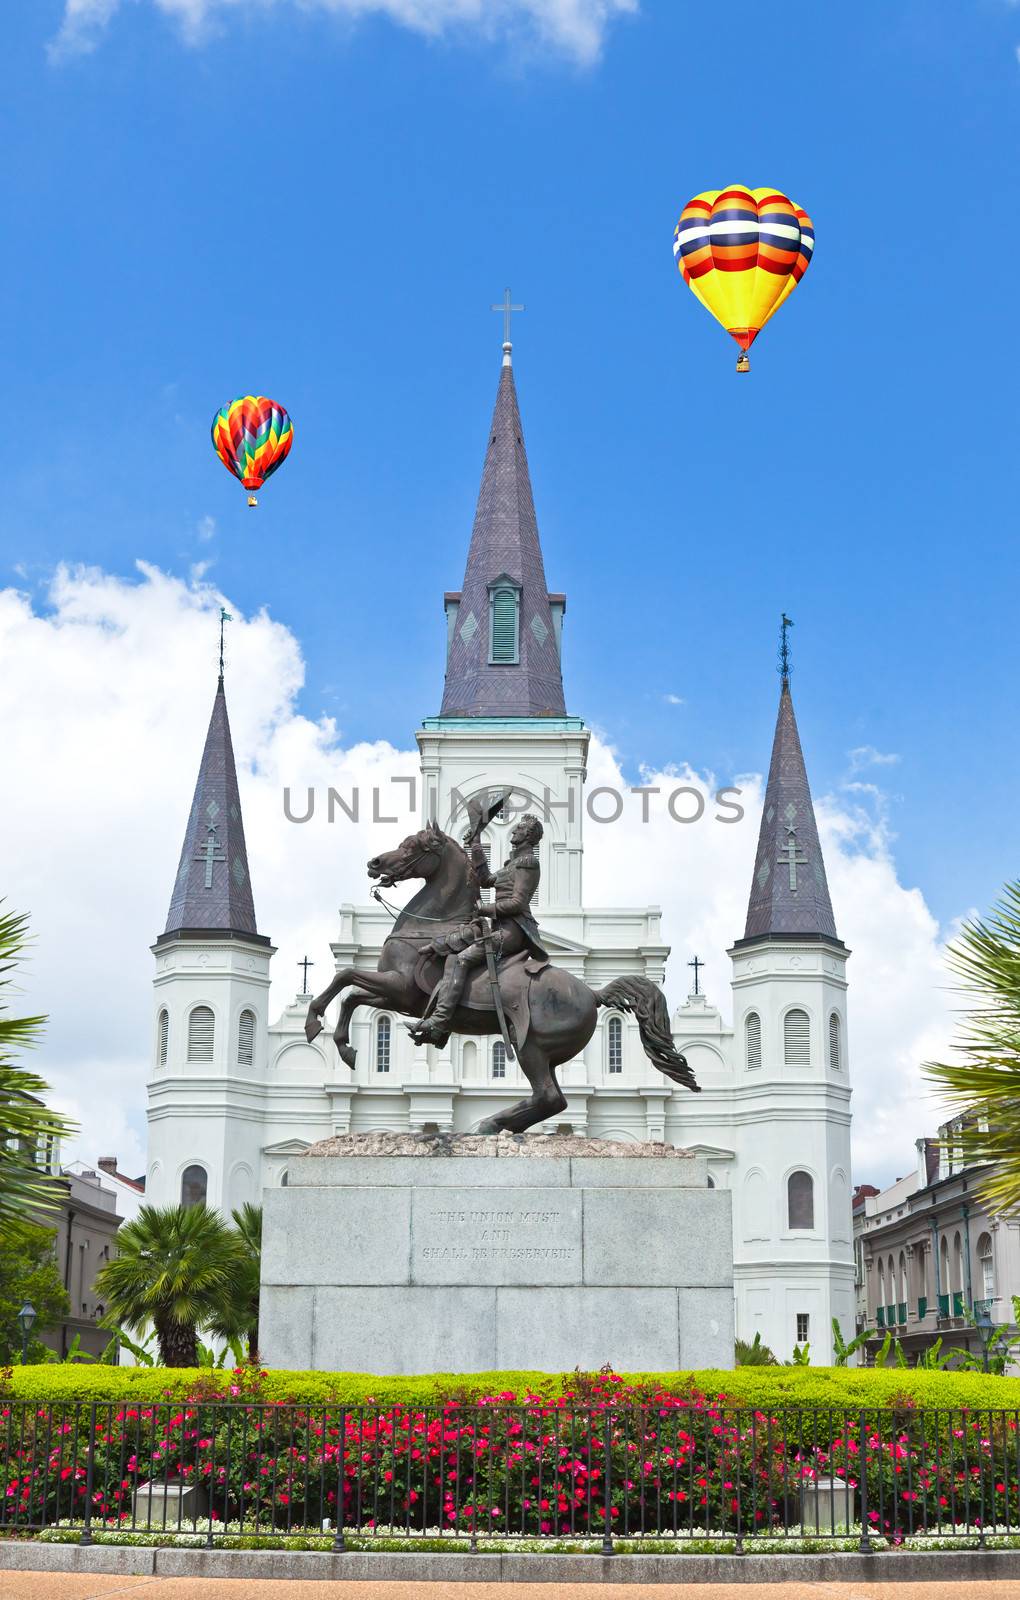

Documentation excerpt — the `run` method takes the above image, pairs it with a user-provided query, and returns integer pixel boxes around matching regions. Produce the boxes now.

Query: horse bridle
[370,835,455,924]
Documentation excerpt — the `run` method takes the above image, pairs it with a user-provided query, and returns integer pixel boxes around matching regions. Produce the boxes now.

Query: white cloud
[661,692,684,706]
[0,563,953,1187]
[848,744,901,772]
[49,0,637,64]
[196,515,217,543]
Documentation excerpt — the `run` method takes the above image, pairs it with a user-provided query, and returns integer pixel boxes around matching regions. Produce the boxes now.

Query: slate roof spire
[440,349,567,716]
[157,661,267,946]
[741,622,840,944]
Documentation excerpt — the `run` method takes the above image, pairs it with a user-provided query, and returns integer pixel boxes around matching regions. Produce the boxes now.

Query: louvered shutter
[238,1009,255,1067]
[157,1010,169,1067]
[828,1012,841,1070]
[187,1005,215,1063]
[745,1012,762,1070]
[490,589,518,663]
[784,1008,811,1065]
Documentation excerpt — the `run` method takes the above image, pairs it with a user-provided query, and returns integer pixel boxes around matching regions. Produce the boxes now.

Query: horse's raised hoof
[338,1042,357,1070]
[305,1011,323,1043]
[475,1117,502,1136]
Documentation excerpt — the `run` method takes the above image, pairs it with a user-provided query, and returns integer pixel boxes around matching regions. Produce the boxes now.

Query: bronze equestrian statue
[305,800,699,1135]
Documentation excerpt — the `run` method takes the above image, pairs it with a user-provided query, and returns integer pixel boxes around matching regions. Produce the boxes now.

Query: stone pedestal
[259,1133,734,1373]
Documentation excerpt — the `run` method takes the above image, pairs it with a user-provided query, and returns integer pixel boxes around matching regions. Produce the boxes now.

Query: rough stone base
[260,1139,734,1372]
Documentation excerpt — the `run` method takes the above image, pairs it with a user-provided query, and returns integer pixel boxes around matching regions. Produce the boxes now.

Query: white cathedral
[146,338,855,1363]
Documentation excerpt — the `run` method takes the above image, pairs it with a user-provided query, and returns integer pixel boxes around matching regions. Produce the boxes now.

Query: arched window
[187,1006,215,1063]
[281,1170,289,1188]
[157,1009,169,1067]
[887,1255,896,1301]
[181,1164,208,1207]
[877,1260,886,1304]
[953,1231,964,1295]
[899,1250,907,1307]
[489,581,520,664]
[828,1012,841,1070]
[607,1016,623,1074]
[237,1009,255,1067]
[745,1012,762,1070]
[492,1041,507,1079]
[376,1015,391,1073]
[787,1170,814,1230]
[978,1232,994,1300]
[784,1008,811,1066]
[940,1234,950,1298]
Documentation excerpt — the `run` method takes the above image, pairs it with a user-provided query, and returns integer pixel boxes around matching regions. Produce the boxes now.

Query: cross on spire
[298,955,315,995]
[778,827,807,891]
[195,824,226,889]
[688,955,704,996]
[491,287,524,363]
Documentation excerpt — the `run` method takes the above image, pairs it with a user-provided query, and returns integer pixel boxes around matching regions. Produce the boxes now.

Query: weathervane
[779,612,794,685]
[218,606,233,685]
[491,287,524,361]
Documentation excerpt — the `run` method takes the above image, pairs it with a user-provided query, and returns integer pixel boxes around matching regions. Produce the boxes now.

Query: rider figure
[409,813,546,1048]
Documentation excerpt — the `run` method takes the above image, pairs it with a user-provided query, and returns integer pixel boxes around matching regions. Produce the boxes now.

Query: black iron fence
[4,1398,1020,1551]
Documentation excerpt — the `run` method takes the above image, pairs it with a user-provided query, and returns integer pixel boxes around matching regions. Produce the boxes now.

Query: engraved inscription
[420,1206,577,1266]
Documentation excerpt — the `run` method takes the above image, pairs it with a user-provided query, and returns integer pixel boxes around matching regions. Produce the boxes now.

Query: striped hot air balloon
[211,395,294,506]
[672,188,814,372]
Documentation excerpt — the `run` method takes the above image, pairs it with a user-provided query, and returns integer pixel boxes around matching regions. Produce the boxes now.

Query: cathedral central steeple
[440,347,567,717]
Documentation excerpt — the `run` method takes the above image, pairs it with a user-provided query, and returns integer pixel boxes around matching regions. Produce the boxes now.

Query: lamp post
[17,1302,37,1365]
[975,1305,995,1373]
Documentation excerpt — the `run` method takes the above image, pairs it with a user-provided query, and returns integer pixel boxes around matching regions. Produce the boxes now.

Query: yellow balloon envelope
[672,186,814,370]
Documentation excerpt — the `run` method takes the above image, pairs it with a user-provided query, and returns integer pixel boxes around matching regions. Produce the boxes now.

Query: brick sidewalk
[8,1577,1020,1599]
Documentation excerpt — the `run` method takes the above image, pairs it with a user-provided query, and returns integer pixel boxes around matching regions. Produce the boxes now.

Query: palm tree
[206,1202,262,1361]
[924,879,1020,1212]
[0,906,75,1224]
[95,1203,247,1366]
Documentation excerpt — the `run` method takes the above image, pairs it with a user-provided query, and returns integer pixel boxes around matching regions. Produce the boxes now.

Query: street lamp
[975,1305,995,1373]
[17,1302,37,1365]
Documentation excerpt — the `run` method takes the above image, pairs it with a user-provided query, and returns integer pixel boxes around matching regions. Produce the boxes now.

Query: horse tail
[594,977,701,1093]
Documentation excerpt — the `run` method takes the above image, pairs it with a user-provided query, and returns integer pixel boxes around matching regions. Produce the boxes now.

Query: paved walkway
[8,1578,1020,1599]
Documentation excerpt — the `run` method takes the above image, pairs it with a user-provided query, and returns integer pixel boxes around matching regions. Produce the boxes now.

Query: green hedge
[8,1364,1020,1409]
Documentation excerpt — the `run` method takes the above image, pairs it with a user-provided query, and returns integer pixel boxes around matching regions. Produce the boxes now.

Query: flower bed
[4,1370,1020,1546]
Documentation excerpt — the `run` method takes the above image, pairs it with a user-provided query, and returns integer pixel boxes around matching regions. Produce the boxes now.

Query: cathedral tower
[418,332,589,924]
[146,653,275,1215]
[726,629,855,1359]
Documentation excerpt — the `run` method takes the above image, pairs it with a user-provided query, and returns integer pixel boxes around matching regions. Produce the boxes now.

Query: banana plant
[831,1317,875,1367]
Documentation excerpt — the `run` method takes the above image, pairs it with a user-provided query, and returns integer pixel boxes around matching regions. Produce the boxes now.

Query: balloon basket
[247,495,259,508]
[736,355,750,374]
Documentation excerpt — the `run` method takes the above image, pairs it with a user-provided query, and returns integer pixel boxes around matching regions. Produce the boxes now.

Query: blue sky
[5,0,1019,931]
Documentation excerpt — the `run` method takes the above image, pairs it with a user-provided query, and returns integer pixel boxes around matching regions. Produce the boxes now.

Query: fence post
[601,1410,614,1556]
[332,1409,346,1554]
[857,1410,873,1555]
[79,1402,97,1547]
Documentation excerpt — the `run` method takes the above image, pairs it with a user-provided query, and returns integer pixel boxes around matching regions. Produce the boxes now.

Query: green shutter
[490,588,518,663]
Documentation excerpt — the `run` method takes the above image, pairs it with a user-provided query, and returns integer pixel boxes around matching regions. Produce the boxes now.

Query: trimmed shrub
[7,1364,1020,1410]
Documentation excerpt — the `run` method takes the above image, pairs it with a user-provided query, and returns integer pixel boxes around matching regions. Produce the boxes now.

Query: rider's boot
[407,961,466,1047]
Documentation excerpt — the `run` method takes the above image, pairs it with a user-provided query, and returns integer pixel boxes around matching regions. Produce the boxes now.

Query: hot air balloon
[672,188,814,372]
[211,395,294,506]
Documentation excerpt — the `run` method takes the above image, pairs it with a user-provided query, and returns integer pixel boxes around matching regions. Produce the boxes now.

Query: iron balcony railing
[974,1299,994,1318]
[4,1399,1020,1553]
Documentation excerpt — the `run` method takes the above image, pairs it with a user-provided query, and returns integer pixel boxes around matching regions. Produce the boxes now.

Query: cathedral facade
[146,341,855,1363]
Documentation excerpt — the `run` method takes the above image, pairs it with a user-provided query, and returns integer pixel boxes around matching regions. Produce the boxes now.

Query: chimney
[98,1157,118,1176]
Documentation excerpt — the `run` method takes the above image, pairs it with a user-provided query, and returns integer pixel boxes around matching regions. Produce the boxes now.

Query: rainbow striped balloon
[672,187,814,365]
[211,396,294,499]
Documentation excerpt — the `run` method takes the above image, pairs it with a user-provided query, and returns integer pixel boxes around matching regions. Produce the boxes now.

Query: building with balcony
[860,1116,1019,1363]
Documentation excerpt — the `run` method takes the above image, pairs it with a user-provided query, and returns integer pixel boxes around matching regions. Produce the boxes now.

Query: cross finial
[491,287,524,366]
[688,955,704,996]
[298,954,314,995]
[218,607,233,686]
[779,612,794,685]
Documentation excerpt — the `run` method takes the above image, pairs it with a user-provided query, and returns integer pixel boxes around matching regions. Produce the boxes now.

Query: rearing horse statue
[305,818,700,1135]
